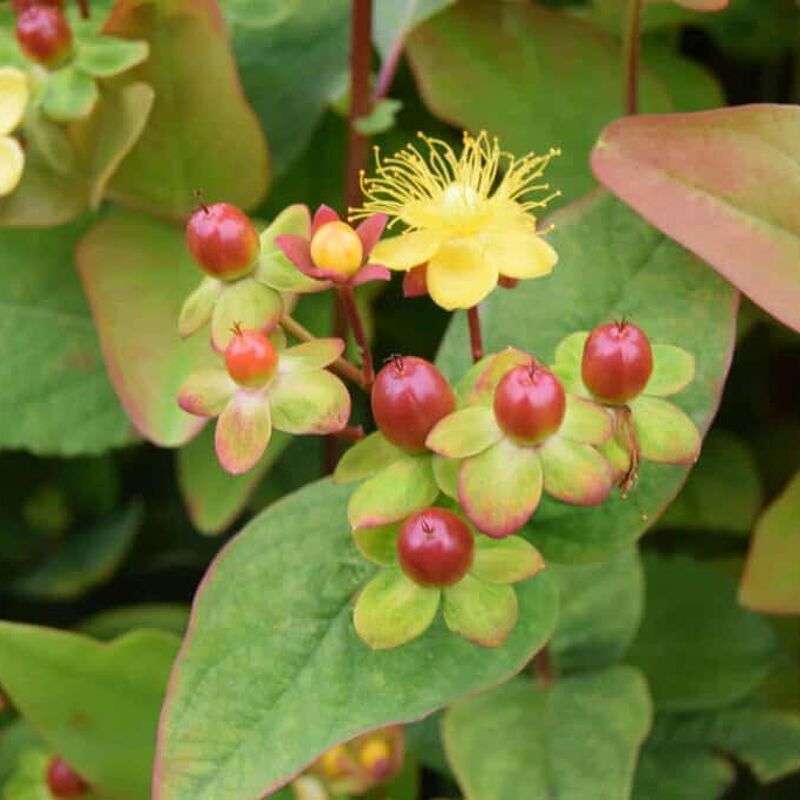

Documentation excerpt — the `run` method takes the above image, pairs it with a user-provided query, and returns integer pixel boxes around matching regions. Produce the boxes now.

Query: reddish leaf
[592,105,800,332]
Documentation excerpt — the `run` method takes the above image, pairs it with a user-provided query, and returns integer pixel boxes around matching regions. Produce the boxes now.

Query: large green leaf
[103,0,269,219]
[0,221,132,455]
[406,0,672,203]
[739,469,800,614]
[592,104,800,332]
[76,209,217,447]
[154,479,558,800]
[443,666,652,800]
[627,555,776,712]
[176,427,290,534]
[632,743,734,800]
[10,502,142,600]
[224,0,349,177]
[550,547,644,674]
[436,192,737,563]
[0,624,179,800]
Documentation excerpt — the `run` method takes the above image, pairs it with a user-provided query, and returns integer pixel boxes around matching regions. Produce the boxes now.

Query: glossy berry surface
[494,364,565,443]
[371,356,456,453]
[581,321,653,404]
[46,757,89,798]
[310,221,363,276]
[185,203,260,280]
[224,328,278,387]
[16,6,72,66]
[398,508,474,587]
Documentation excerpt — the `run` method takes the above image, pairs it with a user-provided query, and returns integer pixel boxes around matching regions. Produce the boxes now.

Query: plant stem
[339,286,375,388]
[534,646,553,688]
[281,315,367,390]
[467,305,483,363]
[623,0,643,115]
[78,0,90,19]
[344,0,373,212]
[333,424,365,442]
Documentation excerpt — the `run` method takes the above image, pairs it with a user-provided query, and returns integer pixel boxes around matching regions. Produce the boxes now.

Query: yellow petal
[0,136,24,198]
[0,67,29,136]
[484,229,558,279]
[370,229,442,271]
[427,237,498,310]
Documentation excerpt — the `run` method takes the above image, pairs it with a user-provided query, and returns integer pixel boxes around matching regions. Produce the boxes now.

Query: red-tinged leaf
[103,0,269,220]
[739,470,800,614]
[76,209,218,447]
[592,105,800,332]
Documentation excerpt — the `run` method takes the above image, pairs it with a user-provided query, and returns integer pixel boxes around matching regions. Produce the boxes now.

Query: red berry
[16,6,72,66]
[11,0,63,14]
[224,327,278,387]
[581,321,653,404]
[46,757,89,798]
[185,202,260,280]
[493,363,565,443]
[397,508,474,587]
[371,356,456,453]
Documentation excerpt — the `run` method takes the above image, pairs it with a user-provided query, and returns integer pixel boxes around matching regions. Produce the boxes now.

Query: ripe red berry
[397,508,474,587]
[16,6,72,66]
[11,0,63,14]
[371,356,456,453]
[185,202,260,280]
[581,321,653,404]
[224,327,278,387]
[46,757,89,798]
[493,363,566,443]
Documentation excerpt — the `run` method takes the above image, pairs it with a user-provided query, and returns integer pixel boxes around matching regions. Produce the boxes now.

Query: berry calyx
[371,356,456,453]
[310,220,363,276]
[46,757,89,798]
[397,508,474,587]
[185,202,260,280]
[16,6,72,66]
[493,363,566,443]
[224,326,278,387]
[581,320,653,404]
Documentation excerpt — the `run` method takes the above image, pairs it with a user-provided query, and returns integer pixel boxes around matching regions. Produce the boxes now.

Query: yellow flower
[0,67,29,198]
[351,131,560,310]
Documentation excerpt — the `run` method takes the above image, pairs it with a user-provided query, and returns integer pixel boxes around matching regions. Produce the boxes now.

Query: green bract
[354,515,545,649]
[552,331,700,485]
[427,349,613,538]
[179,337,350,474]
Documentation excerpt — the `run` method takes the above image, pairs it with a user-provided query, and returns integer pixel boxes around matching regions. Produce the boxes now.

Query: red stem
[334,425,366,442]
[534,646,553,688]
[344,0,373,212]
[78,0,90,19]
[467,306,483,363]
[339,285,375,388]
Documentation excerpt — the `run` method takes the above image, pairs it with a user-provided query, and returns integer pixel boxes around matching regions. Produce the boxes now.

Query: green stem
[623,0,643,115]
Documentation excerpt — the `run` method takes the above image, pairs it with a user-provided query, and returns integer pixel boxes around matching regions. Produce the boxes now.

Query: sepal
[442,575,518,647]
[214,390,271,475]
[178,276,223,338]
[269,370,350,435]
[471,536,545,584]
[333,432,403,484]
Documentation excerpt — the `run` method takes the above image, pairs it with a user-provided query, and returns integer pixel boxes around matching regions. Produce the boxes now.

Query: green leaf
[352,523,400,566]
[559,395,612,445]
[354,568,440,650]
[658,430,763,536]
[104,0,269,219]
[470,536,544,585]
[177,276,223,338]
[215,389,272,475]
[348,456,439,530]
[538,435,613,506]
[76,209,218,447]
[407,0,672,203]
[627,555,776,711]
[210,278,284,352]
[373,0,455,60]
[77,604,190,641]
[633,744,734,800]
[592,104,800,332]
[436,193,736,563]
[268,369,350,435]
[11,502,142,600]
[0,221,132,455]
[154,479,558,800]
[442,576,518,647]
[75,36,149,78]
[353,99,403,136]
[550,547,644,674]
[646,344,696,397]
[221,0,298,29]
[41,67,99,123]
[224,0,349,176]
[739,469,800,614]
[426,406,502,459]
[459,438,543,538]
[0,624,179,800]
[631,395,701,465]
[333,432,404,484]
[443,667,652,800]
[177,425,290,534]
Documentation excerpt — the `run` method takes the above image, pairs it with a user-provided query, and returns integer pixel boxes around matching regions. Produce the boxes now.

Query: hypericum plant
[174,129,700,651]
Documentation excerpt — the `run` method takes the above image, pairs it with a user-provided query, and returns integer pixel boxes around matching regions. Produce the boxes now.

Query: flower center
[310,221,363,276]
[438,183,485,232]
